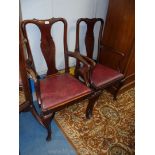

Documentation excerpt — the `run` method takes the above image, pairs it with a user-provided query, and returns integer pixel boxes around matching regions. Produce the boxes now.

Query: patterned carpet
[55,88,135,155]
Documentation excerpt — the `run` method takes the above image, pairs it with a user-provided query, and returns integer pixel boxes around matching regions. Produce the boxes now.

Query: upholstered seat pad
[92,64,124,88]
[40,73,91,110]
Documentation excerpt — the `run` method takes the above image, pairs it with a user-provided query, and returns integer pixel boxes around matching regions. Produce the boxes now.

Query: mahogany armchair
[75,18,124,115]
[21,18,98,141]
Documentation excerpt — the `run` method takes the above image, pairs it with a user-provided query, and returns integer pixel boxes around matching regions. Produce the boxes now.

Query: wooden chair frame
[19,29,33,113]
[75,18,125,113]
[21,18,99,141]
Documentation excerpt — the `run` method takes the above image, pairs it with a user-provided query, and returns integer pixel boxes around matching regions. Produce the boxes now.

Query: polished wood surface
[75,18,103,61]
[21,18,68,75]
[19,29,32,112]
[101,0,134,53]
[21,18,99,141]
[99,0,135,92]
[75,18,124,104]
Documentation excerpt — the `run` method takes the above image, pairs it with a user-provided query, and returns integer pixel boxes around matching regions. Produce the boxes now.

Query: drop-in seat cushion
[91,64,124,88]
[40,73,91,110]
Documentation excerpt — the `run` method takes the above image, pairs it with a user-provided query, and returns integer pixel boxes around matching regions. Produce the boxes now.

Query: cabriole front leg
[42,112,55,141]
[86,91,102,119]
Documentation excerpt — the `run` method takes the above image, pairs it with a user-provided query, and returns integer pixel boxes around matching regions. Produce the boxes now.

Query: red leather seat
[40,73,91,110]
[92,64,124,88]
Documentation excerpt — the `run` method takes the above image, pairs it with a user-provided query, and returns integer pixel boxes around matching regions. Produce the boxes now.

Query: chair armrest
[67,51,92,86]
[74,54,96,86]
[68,51,91,68]
[79,54,96,68]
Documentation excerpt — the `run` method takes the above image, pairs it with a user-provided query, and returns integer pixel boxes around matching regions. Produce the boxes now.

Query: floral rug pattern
[55,88,135,155]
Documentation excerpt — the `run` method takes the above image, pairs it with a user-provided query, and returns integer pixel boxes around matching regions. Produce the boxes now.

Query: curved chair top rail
[75,18,104,61]
[21,18,68,75]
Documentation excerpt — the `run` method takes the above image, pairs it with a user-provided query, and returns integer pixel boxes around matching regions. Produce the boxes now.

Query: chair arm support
[67,51,92,86]
[79,54,96,68]
[74,53,96,86]
[26,66,42,105]
[67,51,91,68]
[26,67,38,83]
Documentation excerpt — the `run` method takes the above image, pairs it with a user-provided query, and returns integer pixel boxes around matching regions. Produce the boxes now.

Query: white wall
[20,0,109,75]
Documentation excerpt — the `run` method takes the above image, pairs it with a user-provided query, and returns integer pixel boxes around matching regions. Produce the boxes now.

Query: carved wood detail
[39,22,57,75]
[85,21,95,58]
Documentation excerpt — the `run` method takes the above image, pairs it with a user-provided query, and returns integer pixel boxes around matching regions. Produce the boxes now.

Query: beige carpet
[55,88,135,155]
